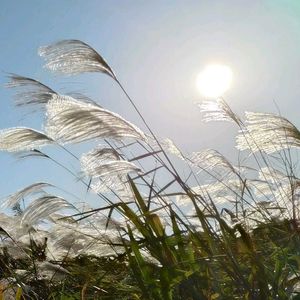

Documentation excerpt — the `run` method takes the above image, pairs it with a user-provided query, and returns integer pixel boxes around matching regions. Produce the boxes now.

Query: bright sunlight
[196,64,233,98]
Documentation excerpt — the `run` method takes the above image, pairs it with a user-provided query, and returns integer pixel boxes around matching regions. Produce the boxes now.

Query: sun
[196,64,233,98]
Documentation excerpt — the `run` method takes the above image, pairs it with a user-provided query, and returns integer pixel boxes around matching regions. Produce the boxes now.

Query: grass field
[0,40,300,299]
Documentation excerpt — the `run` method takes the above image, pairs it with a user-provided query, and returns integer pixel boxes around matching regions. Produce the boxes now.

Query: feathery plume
[1,182,52,209]
[258,167,287,183]
[66,92,99,106]
[45,95,146,143]
[81,160,141,178]
[204,180,245,198]
[81,147,120,165]
[48,222,122,258]
[198,98,241,125]
[0,127,53,152]
[249,179,275,198]
[39,39,116,78]
[89,175,128,194]
[80,146,139,196]
[21,195,72,227]
[81,147,130,177]
[36,261,70,280]
[161,138,184,159]
[236,112,300,153]
[81,147,140,191]
[5,74,56,109]
[176,180,244,207]
[189,149,237,175]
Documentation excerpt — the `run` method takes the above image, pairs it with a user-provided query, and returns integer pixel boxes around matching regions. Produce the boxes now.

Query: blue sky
[1,0,300,203]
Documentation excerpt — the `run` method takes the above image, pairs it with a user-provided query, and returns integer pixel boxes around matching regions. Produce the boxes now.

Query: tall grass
[0,40,300,299]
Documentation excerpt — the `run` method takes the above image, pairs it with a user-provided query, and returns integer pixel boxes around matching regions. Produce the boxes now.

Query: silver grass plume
[36,261,70,274]
[0,127,53,152]
[66,92,99,106]
[1,182,52,209]
[249,179,275,198]
[161,138,184,160]
[189,149,237,175]
[258,167,287,183]
[146,135,184,160]
[6,74,99,109]
[270,173,300,207]
[18,230,48,245]
[90,175,130,195]
[248,168,290,202]
[36,261,70,280]
[82,160,141,178]
[203,179,244,196]
[39,39,116,79]
[5,74,56,108]
[48,212,75,224]
[176,180,243,207]
[80,147,140,195]
[236,112,300,153]
[45,95,146,143]
[48,223,122,258]
[21,195,73,227]
[0,213,25,240]
[81,147,120,164]
[80,147,140,180]
[85,212,122,231]
[198,98,242,125]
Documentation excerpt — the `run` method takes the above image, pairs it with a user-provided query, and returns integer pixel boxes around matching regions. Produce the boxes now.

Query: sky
[1,0,300,204]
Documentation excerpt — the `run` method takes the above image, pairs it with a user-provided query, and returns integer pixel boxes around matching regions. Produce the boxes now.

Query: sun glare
[196,64,233,98]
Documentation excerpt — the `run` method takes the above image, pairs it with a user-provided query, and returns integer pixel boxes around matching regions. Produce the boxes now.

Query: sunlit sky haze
[1,0,300,200]
[196,64,233,98]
